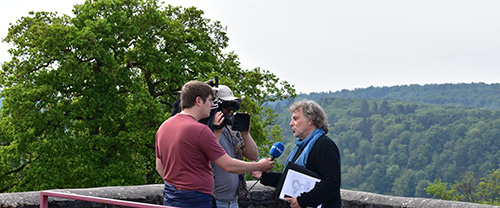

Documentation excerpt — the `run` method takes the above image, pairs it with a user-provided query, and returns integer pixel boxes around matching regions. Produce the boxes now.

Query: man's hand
[213,111,224,142]
[240,112,251,136]
[213,111,224,126]
[257,158,274,172]
[251,171,263,179]
[284,197,300,208]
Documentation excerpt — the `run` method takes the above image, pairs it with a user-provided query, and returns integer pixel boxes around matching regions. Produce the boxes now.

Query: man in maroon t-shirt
[155,80,274,208]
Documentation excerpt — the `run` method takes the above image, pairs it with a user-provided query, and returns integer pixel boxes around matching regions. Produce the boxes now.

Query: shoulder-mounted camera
[172,76,251,132]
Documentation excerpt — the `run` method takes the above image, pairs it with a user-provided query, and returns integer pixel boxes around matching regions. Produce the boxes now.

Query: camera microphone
[205,76,219,87]
[269,142,285,161]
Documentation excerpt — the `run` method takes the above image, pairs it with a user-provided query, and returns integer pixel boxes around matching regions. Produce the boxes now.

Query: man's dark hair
[180,80,215,109]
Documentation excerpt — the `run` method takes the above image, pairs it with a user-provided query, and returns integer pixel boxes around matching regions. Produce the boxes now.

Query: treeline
[273,96,500,197]
[303,82,500,110]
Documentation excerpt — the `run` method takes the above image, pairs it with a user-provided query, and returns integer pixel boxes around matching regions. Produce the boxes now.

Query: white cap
[217,85,241,101]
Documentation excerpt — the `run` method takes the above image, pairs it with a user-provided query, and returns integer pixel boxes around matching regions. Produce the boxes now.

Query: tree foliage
[0,0,295,192]
[426,169,500,205]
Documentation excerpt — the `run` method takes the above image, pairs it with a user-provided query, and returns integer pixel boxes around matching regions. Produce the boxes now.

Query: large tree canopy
[0,0,295,192]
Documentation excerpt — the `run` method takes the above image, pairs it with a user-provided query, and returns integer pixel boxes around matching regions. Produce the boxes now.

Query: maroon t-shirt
[156,113,226,195]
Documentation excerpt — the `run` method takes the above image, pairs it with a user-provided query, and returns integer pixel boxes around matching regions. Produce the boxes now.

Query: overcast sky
[1,0,499,93]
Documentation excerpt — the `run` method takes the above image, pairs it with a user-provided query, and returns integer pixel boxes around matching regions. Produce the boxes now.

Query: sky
[1,0,499,94]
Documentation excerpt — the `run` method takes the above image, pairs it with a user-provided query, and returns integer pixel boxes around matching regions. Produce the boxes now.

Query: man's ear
[195,96,203,106]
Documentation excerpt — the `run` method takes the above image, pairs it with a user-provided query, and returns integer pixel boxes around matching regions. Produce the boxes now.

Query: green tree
[425,179,452,200]
[0,0,294,193]
[415,179,431,197]
[358,99,371,118]
[358,118,372,139]
[379,99,391,116]
[343,164,364,189]
[426,169,500,205]
[371,101,378,114]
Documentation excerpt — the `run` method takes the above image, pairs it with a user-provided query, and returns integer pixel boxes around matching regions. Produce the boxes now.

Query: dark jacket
[260,135,341,208]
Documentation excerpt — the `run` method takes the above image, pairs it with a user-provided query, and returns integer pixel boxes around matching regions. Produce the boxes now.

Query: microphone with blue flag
[269,142,284,161]
[248,142,286,192]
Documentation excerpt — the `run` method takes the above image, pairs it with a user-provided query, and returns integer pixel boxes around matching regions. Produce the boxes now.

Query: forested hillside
[303,82,500,110]
[273,84,500,197]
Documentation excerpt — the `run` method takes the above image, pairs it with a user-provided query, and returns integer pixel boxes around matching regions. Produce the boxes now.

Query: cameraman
[212,85,258,208]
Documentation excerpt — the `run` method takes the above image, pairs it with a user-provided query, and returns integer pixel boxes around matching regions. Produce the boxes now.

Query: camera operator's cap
[217,85,241,101]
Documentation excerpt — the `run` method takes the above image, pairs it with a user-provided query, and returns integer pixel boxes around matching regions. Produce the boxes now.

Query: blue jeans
[215,199,239,208]
[163,182,216,208]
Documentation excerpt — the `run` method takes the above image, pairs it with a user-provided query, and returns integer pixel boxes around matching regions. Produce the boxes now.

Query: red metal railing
[40,190,173,208]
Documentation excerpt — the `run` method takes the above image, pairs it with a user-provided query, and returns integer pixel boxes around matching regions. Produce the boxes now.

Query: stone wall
[1,181,499,208]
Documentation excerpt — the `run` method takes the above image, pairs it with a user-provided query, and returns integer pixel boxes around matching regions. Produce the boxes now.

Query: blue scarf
[284,128,325,170]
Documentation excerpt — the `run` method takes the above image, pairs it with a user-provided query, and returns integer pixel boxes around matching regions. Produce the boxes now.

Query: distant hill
[272,82,500,198]
[299,82,500,110]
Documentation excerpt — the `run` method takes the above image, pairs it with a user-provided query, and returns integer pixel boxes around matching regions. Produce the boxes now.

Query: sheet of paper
[279,169,322,208]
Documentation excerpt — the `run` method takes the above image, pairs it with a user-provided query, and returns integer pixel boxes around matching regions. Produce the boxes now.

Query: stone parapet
[1,181,499,208]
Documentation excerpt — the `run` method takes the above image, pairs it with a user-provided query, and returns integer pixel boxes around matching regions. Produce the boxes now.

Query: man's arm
[241,132,258,161]
[213,154,274,174]
[214,129,223,143]
[252,171,282,187]
[212,111,224,142]
[297,138,341,207]
[155,157,165,179]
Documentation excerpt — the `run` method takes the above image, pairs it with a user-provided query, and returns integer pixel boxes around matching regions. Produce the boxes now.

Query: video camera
[204,76,251,132]
[171,76,251,132]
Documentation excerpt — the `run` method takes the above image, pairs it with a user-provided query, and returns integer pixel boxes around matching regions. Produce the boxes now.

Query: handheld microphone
[248,142,286,193]
[269,142,285,161]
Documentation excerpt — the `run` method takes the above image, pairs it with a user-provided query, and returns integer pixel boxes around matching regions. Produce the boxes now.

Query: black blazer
[260,135,341,208]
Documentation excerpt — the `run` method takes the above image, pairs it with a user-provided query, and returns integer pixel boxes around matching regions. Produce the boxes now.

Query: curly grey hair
[289,99,329,134]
